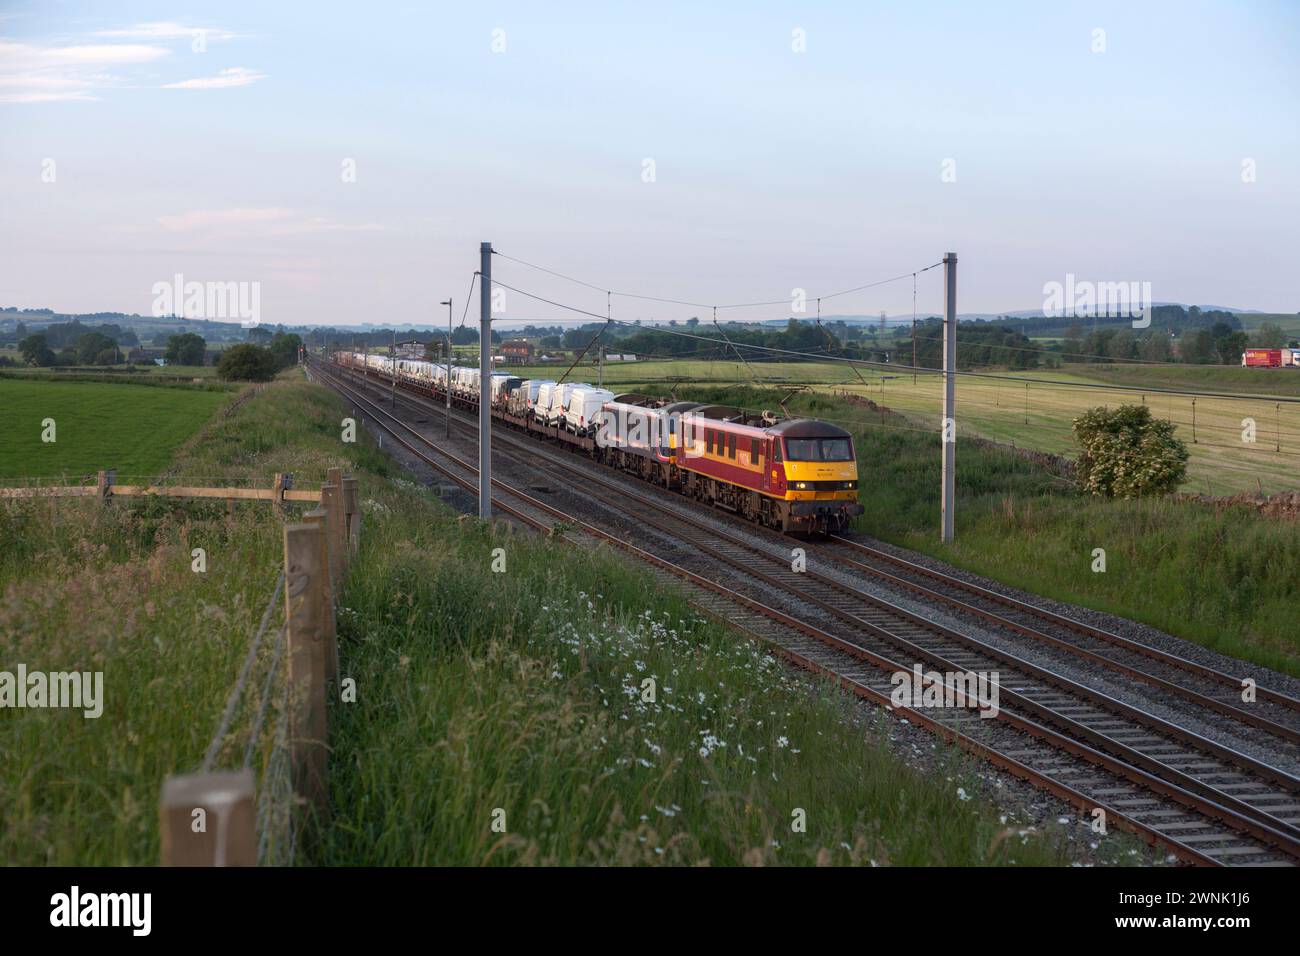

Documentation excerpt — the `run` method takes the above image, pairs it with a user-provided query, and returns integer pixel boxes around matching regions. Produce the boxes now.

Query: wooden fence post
[342,476,360,555]
[160,769,256,866]
[320,484,344,592]
[96,469,114,504]
[272,473,286,517]
[325,467,346,576]
[302,508,339,687]
[283,523,330,824]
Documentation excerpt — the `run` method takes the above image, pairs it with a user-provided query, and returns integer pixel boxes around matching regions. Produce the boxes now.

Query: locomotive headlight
[842,480,858,490]
[794,481,810,490]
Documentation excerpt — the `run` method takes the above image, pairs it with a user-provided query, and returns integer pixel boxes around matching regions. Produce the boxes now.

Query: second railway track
[311,359,1300,866]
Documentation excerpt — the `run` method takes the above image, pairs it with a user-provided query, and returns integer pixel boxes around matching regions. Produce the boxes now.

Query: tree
[1178,328,1216,364]
[1137,329,1173,363]
[18,332,55,367]
[165,332,207,366]
[267,331,302,369]
[247,327,273,344]
[93,347,120,366]
[1215,330,1248,365]
[1251,322,1286,348]
[75,331,117,365]
[217,344,278,382]
[1072,404,1189,499]
[1106,329,1137,361]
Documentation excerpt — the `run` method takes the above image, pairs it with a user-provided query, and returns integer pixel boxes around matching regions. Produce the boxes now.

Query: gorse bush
[1071,404,1189,499]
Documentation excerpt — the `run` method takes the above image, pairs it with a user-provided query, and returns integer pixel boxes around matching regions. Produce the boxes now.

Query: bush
[75,331,118,365]
[217,343,277,382]
[164,332,206,366]
[18,332,55,367]
[1072,404,1188,498]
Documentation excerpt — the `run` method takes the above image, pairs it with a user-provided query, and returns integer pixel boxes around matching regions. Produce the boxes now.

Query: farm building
[499,340,535,364]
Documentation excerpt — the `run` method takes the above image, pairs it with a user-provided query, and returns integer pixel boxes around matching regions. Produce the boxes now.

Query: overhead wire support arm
[817,317,868,388]
[555,319,612,387]
[713,318,764,389]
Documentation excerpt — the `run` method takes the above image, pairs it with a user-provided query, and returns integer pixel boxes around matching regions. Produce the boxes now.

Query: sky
[0,0,1297,328]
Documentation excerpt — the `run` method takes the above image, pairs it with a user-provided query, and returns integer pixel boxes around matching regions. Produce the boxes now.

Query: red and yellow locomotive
[597,399,862,533]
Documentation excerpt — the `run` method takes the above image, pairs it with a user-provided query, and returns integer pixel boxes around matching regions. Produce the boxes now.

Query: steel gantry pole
[941,252,957,543]
[479,242,492,519]
[441,297,452,439]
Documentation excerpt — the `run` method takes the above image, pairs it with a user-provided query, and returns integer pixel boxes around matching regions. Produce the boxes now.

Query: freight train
[331,351,863,534]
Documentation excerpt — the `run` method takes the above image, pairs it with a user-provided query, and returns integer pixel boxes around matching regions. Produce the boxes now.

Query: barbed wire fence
[159,467,360,866]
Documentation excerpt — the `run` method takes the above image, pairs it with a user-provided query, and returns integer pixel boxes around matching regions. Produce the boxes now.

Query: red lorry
[1242,349,1283,368]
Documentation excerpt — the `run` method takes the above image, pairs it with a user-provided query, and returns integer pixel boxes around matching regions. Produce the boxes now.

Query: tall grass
[0,377,384,864]
[317,487,1074,866]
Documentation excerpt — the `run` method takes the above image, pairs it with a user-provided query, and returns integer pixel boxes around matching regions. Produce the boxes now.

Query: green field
[0,362,220,381]
[1237,312,1300,337]
[0,378,231,480]
[512,359,1300,495]
[0,376,1087,866]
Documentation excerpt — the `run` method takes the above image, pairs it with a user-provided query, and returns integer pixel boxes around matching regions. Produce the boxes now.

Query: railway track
[311,359,1300,866]
[335,362,1300,749]
[818,535,1300,744]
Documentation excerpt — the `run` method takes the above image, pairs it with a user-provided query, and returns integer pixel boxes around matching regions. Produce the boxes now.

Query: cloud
[268,218,386,236]
[94,22,239,42]
[0,23,247,103]
[155,208,384,236]
[157,208,297,231]
[162,67,264,90]
[0,39,170,102]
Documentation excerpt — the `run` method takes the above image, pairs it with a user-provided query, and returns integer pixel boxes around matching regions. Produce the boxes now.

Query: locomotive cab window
[728,434,737,459]
[750,438,760,463]
[784,438,854,462]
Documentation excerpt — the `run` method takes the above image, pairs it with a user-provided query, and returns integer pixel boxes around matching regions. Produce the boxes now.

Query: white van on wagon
[545,382,589,427]
[564,386,616,436]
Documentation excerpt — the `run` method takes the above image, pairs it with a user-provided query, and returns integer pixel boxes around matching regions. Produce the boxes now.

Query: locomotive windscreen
[783,438,853,462]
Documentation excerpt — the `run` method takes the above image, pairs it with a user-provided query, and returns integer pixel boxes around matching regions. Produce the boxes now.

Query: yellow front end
[781,460,860,503]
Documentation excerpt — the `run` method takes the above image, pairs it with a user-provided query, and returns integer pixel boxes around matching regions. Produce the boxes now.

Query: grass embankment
[0,378,234,480]
[675,385,1300,678]
[317,493,1075,866]
[1,376,1077,866]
